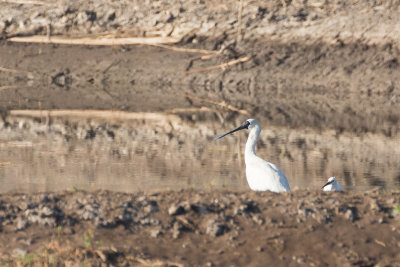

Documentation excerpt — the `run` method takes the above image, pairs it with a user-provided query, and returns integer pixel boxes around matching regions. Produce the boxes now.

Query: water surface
[1,117,399,193]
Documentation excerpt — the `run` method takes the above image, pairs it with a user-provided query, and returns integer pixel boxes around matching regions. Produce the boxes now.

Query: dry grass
[8,35,182,46]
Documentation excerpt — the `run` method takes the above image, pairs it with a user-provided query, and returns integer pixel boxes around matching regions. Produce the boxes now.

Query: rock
[205,219,227,237]
[150,228,162,238]
[143,201,158,214]
[298,208,315,218]
[252,215,265,225]
[139,217,159,226]
[81,204,99,220]
[40,206,54,217]
[39,217,56,227]
[18,201,28,211]
[25,210,40,224]
[344,208,356,222]
[95,217,116,228]
[369,199,381,211]
[15,216,28,231]
[297,257,306,264]
[172,222,181,239]
[12,248,27,257]
[168,203,185,216]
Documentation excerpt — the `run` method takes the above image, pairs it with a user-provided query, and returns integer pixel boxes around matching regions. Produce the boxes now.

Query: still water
[1,115,400,193]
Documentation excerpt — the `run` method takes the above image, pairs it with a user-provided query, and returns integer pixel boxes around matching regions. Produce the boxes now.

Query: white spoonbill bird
[322,177,343,192]
[214,119,290,192]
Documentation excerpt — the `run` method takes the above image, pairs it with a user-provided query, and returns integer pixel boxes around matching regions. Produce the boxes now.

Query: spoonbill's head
[322,177,338,189]
[213,119,260,140]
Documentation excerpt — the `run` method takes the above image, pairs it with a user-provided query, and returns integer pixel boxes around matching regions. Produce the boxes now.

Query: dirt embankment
[1,0,400,136]
[0,189,399,266]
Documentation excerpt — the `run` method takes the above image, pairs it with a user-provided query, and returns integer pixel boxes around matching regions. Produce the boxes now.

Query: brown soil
[1,1,400,136]
[0,189,399,266]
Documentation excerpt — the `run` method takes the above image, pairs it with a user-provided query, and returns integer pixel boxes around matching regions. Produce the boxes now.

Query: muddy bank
[1,39,400,136]
[0,1,400,136]
[0,189,399,266]
[1,0,400,47]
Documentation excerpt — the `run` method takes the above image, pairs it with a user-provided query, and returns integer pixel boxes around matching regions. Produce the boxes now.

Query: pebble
[344,208,356,222]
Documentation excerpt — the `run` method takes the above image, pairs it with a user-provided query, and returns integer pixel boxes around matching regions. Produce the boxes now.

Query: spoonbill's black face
[321,178,335,189]
[213,120,250,140]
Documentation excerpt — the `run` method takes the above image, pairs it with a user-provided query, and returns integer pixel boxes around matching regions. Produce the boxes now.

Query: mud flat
[0,189,399,266]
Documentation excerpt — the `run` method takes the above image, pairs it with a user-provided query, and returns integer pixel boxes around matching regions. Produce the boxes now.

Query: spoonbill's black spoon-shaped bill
[214,119,290,193]
[322,177,343,192]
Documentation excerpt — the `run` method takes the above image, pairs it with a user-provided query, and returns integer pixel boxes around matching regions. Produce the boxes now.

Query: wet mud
[0,189,399,266]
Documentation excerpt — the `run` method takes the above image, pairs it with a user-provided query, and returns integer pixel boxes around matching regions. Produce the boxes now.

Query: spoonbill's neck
[245,126,261,159]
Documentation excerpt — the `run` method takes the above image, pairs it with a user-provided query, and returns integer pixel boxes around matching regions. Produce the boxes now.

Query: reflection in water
[0,116,400,193]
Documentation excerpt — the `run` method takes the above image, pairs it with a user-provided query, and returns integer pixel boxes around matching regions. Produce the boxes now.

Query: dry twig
[167,106,216,114]
[9,109,182,123]
[0,67,21,73]
[8,35,181,46]
[184,56,249,74]
[184,93,248,115]
[0,0,51,5]
[0,85,20,92]
[150,44,217,54]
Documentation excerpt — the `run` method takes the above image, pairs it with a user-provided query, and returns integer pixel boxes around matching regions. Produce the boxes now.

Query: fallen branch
[0,66,32,74]
[375,239,386,247]
[184,56,249,74]
[0,67,35,79]
[184,93,248,115]
[0,0,51,5]
[8,35,181,46]
[150,44,217,54]
[134,257,183,267]
[9,109,181,123]
[0,85,20,92]
[167,106,216,114]
[0,67,21,73]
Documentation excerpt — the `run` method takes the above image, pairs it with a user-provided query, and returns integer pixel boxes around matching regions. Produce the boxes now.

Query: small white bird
[214,119,290,192]
[322,177,343,192]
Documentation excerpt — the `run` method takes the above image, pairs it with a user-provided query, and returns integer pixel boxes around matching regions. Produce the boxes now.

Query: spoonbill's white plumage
[214,119,290,192]
[322,177,343,192]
